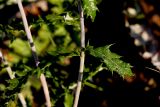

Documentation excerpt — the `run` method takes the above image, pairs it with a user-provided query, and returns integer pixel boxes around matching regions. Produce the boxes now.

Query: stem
[40,73,51,107]
[73,52,85,107]
[16,0,51,106]
[73,0,85,107]
[84,64,104,82]
[0,52,15,79]
[18,93,27,107]
[17,0,39,67]
[0,50,27,107]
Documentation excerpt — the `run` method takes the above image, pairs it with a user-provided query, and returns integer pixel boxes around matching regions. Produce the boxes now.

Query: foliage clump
[0,0,133,106]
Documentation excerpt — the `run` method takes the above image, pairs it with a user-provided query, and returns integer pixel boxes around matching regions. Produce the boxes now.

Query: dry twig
[0,50,27,107]
[73,0,85,107]
[16,0,51,106]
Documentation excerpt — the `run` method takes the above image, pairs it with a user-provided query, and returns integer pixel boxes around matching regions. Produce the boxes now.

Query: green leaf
[48,48,80,57]
[9,38,31,57]
[16,70,27,77]
[36,67,42,78]
[88,45,133,78]
[83,0,98,21]
[7,100,17,107]
[41,63,53,78]
[84,81,103,91]
[16,65,32,77]
[64,91,74,107]
[0,84,6,91]
[7,78,19,90]
[29,77,41,91]
[45,70,53,78]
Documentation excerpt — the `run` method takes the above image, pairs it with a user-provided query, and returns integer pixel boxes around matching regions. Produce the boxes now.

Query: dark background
[81,0,160,107]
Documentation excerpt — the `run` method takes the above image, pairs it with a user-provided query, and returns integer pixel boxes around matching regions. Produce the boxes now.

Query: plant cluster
[0,0,133,107]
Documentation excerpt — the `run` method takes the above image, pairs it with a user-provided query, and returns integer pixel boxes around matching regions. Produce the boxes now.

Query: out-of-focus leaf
[29,77,41,91]
[33,67,42,78]
[41,63,53,78]
[64,91,74,107]
[7,100,17,107]
[16,70,27,77]
[64,13,80,31]
[0,84,6,91]
[83,0,98,21]
[48,48,80,57]
[45,70,53,78]
[35,24,51,55]
[9,38,31,57]
[84,81,103,91]
[87,45,133,78]
[7,78,19,90]
[48,0,64,5]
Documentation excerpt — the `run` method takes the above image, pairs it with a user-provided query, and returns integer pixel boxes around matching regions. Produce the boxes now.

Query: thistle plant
[0,0,133,106]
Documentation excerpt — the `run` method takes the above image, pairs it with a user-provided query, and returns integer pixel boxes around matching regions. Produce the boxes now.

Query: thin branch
[0,51,15,79]
[73,0,85,107]
[145,67,160,74]
[84,64,103,82]
[18,93,27,107]
[40,73,51,107]
[17,0,39,67]
[0,50,27,107]
[16,0,51,107]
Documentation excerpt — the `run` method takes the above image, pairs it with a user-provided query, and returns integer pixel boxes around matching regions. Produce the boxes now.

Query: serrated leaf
[103,58,133,78]
[88,45,121,59]
[83,0,98,21]
[88,45,133,78]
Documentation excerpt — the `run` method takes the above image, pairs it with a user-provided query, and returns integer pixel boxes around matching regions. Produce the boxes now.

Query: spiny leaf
[88,45,133,78]
[83,0,98,21]
[88,45,121,59]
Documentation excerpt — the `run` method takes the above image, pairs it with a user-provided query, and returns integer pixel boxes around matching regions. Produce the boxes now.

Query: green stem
[84,81,103,91]
[84,64,103,82]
